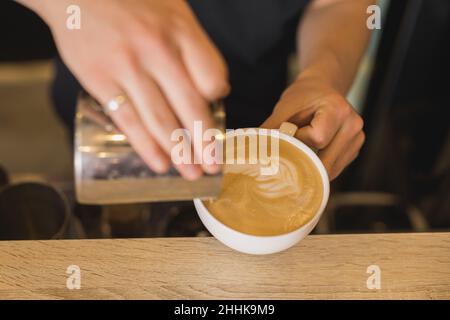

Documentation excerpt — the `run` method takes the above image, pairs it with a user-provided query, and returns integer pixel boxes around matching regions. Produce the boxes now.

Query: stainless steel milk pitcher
[75,92,225,204]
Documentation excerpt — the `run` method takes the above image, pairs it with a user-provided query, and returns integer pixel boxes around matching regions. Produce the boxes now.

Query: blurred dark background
[0,1,56,60]
[0,0,448,240]
[337,0,450,232]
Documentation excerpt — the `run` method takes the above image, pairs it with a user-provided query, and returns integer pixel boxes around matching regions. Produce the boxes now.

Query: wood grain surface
[0,232,449,299]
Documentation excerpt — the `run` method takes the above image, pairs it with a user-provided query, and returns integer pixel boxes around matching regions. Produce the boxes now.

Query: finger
[317,115,364,179]
[174,9,230,100]
[108,99,171,174]
[119,69,203,180]
[138,40,221,174]
[261,106,314,129]
[330,131,365,180]
[295,106,342,150]
[74,71,170,173]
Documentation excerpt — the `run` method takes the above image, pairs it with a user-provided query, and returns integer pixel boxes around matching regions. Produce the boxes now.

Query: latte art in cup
[205,137,324,236]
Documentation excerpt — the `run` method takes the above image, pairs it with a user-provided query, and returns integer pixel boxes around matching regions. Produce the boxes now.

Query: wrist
[298,52,350,95]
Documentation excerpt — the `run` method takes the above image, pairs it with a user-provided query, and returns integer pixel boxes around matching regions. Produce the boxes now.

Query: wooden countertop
[0,232,449,300]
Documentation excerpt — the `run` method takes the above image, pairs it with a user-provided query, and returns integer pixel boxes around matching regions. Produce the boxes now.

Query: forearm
[298,0,374,95]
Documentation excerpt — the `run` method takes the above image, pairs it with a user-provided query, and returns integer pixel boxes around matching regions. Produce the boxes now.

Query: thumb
[260,112,286,129]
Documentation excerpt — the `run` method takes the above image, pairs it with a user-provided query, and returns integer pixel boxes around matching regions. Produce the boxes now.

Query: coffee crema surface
[205,136,324,236]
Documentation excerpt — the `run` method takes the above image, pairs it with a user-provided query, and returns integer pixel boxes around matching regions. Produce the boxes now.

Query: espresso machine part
[75,93,225,205]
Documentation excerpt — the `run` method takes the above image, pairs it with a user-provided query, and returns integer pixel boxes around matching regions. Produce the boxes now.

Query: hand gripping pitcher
[74,92,225,204]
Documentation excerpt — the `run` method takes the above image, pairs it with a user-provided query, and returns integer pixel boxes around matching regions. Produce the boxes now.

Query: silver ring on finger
[104,94,127,114]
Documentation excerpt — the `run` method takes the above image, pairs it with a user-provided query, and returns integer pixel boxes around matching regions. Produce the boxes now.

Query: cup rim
[194,127,330,239]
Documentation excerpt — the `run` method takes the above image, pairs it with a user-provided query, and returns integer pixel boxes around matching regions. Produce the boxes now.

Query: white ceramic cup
[193,123,330,255]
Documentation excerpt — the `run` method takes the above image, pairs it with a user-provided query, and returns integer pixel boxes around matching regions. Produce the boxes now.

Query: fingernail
[153,157,169,174]
[183,165,203,181]
[204,163,222,175]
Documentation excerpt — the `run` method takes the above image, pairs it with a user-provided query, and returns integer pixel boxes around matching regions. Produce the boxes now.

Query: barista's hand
[26,0,229,179]
[262,75,365,180]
